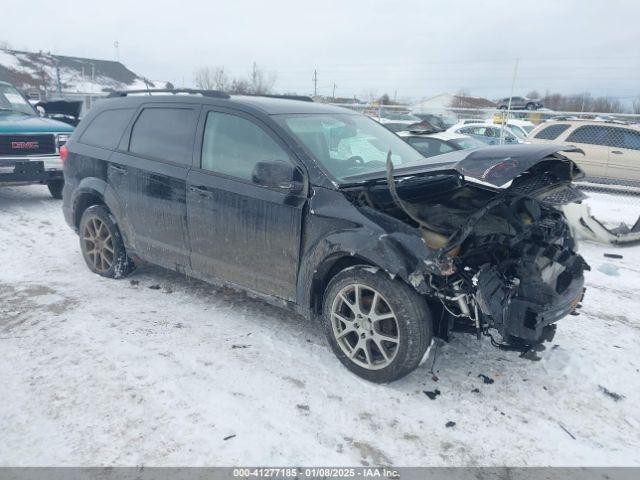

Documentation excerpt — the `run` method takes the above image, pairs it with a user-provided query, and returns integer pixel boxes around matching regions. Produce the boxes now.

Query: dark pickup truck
[0,81,74,198]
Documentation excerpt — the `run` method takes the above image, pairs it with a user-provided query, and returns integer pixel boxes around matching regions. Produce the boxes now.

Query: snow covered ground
[1,186,639,467]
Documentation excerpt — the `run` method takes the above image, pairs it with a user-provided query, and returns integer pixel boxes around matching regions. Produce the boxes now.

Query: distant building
[413,93,496,113]
[0,48,171,109]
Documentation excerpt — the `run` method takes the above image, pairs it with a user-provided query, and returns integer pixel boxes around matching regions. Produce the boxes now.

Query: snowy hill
[0,49,169,96]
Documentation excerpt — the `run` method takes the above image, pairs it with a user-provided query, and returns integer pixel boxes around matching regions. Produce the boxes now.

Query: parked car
[62,91,587,383]
[448,123,522,145]
[397,130,486,158]
[496,96,543,110]
[0,81,74,198]
[528,120,640,182]
[412,113,456,130]
[487,119,535,139]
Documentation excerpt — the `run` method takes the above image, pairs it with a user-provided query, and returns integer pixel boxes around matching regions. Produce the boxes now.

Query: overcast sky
[4,0,639,101]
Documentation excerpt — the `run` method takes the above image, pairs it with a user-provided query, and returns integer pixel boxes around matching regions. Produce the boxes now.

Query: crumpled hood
[0,111,74,134]
[452,144,584,188]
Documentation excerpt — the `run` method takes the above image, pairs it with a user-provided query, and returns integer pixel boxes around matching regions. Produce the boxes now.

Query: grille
[0,134,56,156]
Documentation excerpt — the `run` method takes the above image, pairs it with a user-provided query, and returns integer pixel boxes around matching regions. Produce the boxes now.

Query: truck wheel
[526,102,536,110]
[79,205,135,279]
[322,266,432,383]
[47,179,64,199]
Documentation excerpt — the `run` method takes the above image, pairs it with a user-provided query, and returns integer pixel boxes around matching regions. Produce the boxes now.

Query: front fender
[296,188,445,317]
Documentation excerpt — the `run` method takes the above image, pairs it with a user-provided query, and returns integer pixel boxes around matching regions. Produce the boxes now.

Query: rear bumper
[0,157,62,185]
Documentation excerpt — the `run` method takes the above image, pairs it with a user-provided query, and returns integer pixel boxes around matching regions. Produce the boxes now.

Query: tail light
[60,144,69,163]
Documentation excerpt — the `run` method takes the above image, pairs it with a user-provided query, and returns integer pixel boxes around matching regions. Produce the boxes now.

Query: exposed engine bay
[341,146,590,350]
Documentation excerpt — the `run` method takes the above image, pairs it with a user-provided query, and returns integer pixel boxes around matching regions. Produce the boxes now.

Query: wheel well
[74,192,105,228]
[310,255,374,315]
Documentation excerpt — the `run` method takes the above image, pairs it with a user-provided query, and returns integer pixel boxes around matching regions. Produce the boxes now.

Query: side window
[79,108,134,149]
[608,128,640,151]
[201,111,292,181]
[129,107,196,165]
[566,125,608,146]
[534,124,570,140]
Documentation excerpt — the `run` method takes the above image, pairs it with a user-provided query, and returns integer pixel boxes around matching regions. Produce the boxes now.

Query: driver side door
[186,108,306,301]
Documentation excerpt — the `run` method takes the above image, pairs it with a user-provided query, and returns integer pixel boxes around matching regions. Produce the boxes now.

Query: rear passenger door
[563,125,610,177]
[606,127,640,182]
[110,104,200,271]
[186,108,306,301]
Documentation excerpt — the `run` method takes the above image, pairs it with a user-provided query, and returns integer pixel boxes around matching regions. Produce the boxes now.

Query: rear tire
[79,205,135,279]
[322,266,432,383]
[47,179,64,199]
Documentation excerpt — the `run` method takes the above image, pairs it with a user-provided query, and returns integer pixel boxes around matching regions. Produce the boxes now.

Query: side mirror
[36,105,46,117]
[251,161,305,194]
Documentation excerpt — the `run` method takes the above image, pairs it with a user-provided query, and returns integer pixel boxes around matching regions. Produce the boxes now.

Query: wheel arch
[307,253,382,317]
[71,177,134,251]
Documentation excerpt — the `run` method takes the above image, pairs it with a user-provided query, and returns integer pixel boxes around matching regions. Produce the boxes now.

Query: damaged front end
[342,146,590,350]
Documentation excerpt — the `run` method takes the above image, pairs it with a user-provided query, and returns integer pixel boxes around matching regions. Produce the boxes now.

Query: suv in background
[62,90,587,383]
[528,120,640,183]
[497,96,543,110]
[0,81,74,198]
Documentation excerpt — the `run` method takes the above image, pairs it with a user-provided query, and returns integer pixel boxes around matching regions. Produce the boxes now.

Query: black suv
[62,90,587,383]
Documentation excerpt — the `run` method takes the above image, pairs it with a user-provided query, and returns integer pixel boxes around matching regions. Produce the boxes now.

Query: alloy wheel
[82,217,115,273]
[330,283,400,370]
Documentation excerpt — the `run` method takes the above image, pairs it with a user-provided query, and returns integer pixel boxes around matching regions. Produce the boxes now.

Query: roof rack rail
[106,89,230,99]
[241,94,314,102]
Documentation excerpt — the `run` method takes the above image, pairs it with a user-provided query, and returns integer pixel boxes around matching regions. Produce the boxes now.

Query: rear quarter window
[128,107,197,165]
[534,124,570,140]
[79,108,135,149]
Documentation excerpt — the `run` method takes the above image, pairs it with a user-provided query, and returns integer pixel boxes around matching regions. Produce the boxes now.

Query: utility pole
[313,69,318,97]
[501,58,519,145]
[332,83,337,100]
[114,41,120,62]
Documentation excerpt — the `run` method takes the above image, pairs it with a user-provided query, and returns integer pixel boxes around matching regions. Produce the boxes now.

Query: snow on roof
[0,49,169,95]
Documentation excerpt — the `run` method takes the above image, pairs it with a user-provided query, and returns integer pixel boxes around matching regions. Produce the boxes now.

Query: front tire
[47,179,64,199]
[322,266,432,383]
[79,205,135,279]
[526,102,536,110]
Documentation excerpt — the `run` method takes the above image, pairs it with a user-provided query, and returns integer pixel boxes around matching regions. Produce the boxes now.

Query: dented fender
[296,186,446,316]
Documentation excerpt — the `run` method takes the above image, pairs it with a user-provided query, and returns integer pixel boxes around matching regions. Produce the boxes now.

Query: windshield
[0,84,36,115]
[274,113,423,181]
[449,136,486,150]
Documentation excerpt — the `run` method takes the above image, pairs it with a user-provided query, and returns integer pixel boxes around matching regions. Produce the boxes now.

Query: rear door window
[80,108,135,149]
[566,125,609,146]
[534,124,570,140]
[129,107,198,165]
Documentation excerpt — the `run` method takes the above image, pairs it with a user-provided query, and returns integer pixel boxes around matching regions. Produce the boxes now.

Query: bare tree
[193,67,215,90]
[212,66,229,91]
[248,62,276,95]
[538,90,627,113]
[0,40,10,51]
[229,78,251,95]
[633,97,640,115]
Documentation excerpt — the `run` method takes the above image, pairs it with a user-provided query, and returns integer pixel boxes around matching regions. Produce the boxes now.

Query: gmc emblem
[11,141,39,150]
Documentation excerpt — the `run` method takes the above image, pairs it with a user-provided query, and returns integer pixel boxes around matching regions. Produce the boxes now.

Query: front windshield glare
[0,85,35,115]
[275,113,423,181]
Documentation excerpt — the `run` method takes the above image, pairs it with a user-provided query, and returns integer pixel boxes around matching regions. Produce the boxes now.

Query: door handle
[189,185,212,198]
[109,165,127,175]
[611,150,623,154]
